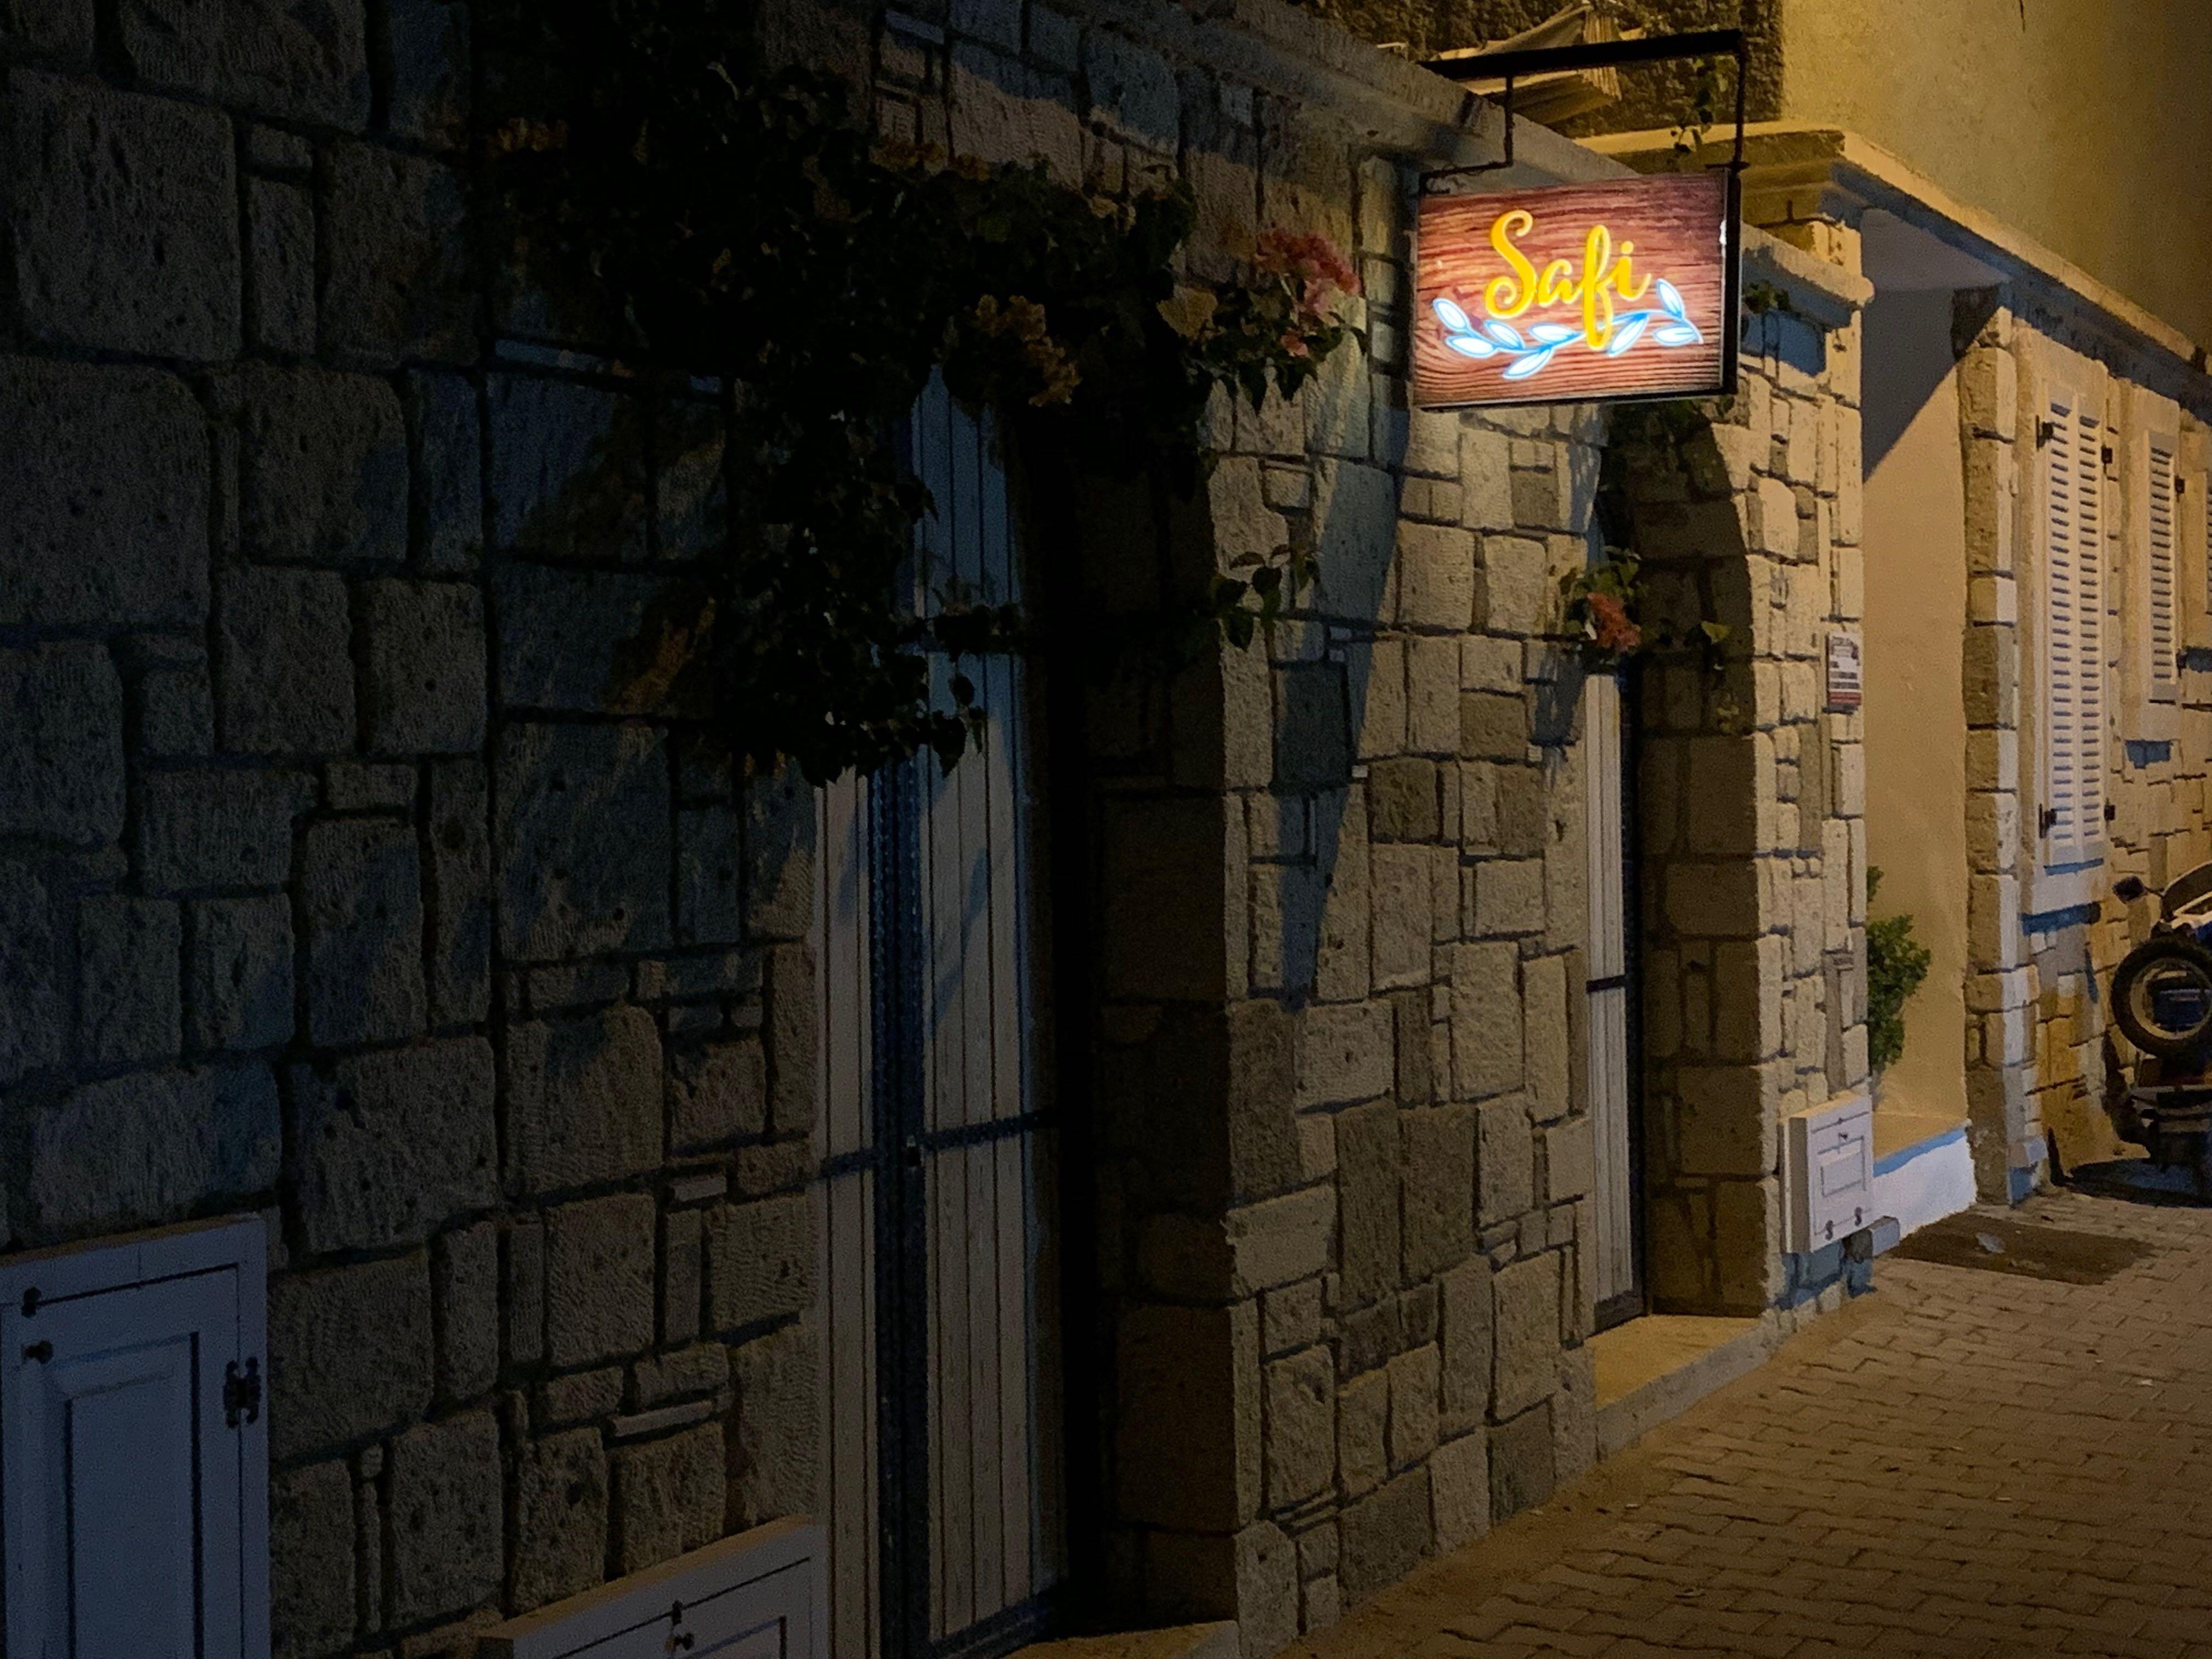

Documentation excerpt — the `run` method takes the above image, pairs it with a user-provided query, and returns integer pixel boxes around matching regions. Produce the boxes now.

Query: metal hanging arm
[1420,26,1751,189]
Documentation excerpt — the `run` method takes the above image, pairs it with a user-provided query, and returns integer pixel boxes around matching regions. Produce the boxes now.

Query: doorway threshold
[1590,1314,1774,1458]
[1011,1623,1240,1659]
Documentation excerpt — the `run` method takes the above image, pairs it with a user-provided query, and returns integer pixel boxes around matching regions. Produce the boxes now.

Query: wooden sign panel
[1414,173,1737,409]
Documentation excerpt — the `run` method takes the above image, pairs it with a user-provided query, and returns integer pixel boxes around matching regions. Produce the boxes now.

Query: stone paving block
[76,894,181,1067]
[504,1004,665,1193]
[386,1409,503,1624]
[511,1426,608,1612]
[217,567,356,754]
[544,1192,657,1366]
[301,817,427,1046]
[496,721,672,961]
[360,578,487,754]
[236,365,409,567]
[321,142,472,364]
[270,1459,354,1659]
[613,1421,726,1573]
[268,1251,432,1460]
[291,1037,497,1252]
[27,1063,279,1237]
[119,0,368,124]
[4,71,238,358]
[0,643,124,844]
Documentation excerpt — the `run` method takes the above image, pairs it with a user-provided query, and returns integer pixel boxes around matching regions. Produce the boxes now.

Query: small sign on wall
[1413,173,1739,410]
[1826,629,1864,710]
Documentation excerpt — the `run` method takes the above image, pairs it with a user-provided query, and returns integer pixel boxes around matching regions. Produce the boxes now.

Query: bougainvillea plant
[484,0,1358,783]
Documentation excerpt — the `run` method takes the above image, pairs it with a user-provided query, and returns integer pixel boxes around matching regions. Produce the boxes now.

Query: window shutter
[2075,400,2109,864]
[2149,435,2180,703]
[2042,387,2086,870]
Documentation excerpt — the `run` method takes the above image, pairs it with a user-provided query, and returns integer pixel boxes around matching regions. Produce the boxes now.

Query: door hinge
[2103,442,2115,468]
[2040,806,2058,835]
[224,1357,262,1429]
[2106,800,2119,823]
[2036,419,2057,448]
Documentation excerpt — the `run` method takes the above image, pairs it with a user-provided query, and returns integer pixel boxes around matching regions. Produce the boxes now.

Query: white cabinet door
[1,1217,268,1659]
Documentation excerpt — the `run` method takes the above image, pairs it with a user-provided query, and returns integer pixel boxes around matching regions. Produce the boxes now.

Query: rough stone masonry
[0,0,1869,1654]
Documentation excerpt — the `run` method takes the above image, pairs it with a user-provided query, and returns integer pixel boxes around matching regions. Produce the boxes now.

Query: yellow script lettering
[1484,210,1538,318]
[1479,208,1664,352]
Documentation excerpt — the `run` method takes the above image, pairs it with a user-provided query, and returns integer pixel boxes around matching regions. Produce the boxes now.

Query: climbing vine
[484,0,1357,783]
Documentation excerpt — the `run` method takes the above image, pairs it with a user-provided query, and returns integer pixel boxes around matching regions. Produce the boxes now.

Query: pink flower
[1279,330,1312,358]
[1588,591,1641,654]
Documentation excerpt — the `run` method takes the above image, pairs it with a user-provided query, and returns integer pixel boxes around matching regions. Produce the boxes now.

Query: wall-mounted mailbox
[1786,1091,1876,1254]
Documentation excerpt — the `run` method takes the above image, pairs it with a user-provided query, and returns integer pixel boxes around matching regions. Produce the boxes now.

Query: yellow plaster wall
[1778,0,2212,345]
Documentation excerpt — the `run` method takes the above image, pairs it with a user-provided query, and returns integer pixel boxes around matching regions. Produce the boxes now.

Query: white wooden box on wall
[1785,1092,1876,1254]
[477,1517,827,1659]
[0,1214,269,1659]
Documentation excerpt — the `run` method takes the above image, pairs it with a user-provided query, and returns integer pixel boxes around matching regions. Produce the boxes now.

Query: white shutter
[2149,435,2180,703]
[2042,385,2087,870]
[2075,398,2109,866]
[1,1217,267,1659]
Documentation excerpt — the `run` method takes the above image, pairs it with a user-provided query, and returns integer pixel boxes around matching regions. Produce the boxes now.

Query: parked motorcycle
[2111,862,2212,1192]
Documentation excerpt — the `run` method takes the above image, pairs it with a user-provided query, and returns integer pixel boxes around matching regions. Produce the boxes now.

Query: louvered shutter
[2042,385,2086,869]
[2149,436,2179,703]
[2074,398,2109,866]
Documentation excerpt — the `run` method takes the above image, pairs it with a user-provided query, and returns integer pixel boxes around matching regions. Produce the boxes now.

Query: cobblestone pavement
[1291,1189,2212,1659]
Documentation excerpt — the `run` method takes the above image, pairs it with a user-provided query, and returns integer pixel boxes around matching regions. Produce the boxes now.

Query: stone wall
[0,8,816,1656]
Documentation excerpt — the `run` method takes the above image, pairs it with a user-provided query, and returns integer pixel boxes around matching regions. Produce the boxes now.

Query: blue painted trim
[1872,1123,1968,1178]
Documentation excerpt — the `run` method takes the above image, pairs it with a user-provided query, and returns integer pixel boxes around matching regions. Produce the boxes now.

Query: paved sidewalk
[1292,1189,2212,1659]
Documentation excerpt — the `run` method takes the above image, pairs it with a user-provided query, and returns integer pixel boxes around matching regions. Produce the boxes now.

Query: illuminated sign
[1413,174,1737,409]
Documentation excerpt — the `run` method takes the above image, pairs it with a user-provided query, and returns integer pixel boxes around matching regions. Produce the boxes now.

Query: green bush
[1866,867,1933,1073]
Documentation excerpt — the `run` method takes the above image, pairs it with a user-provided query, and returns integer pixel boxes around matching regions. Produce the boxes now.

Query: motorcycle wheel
[2112,933,2212,1060]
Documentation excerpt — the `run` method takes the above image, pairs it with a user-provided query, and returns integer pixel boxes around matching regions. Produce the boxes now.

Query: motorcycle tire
[2112,932,2212,1060]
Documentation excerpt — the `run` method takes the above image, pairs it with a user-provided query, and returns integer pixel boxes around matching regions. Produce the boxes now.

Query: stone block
[1262,1347,1334,1508]
[361,579,488,753]
[302,817,427,1046]
[1544,1116,1594,1204]
[1335,1100,1402,1306]
[1452,943,1523,1100]
[386,0,470,148]
[1397,522,1477,629]
[704,1194,813,1332]
[1339,1469,1432,1606]
[1492,1251,1561,1419]
[1101,794,1223,1001]
[433,1221,499,1402]
[1277,663,1352,789]
[614,1422,727,1573]
[427,758,492,1024]
[1523,954,1570,1121]
[1430,1431,1491,1552]
[1459,691,1525,761]
[409,371,484,575]
[504,1005,665,1193]
[544,1192,657,1366]
[246,177,316,355]
[1473,859,1545,938]
[1297,1000,1393,1108]
[386,1410,504,1624]
[216,568,356,754]
[490,377,650,559]
[5,72,237,358]
[1367,758,1439,842]
[1369,846,1432,994]
[1438,1256,1493,1434]
[322,142,472,364]
[494,561,710,716]
[77,895,181,1067]
[268,1252,432,1460]
[142,662,215,757]
[676,805,744,945]
[511,1428,609,1612]
[497,721,673,960]
[1084,30,1177,147]
[119,0,366,122]
[1489,1401,1554,1520]
[292,1038,497,1252]
[0,643,124,843]
[1387,1344,1440,1469]
[669,1038,769,1153]
[270,1459,354,1659]
[0,359,208,629]
[1116,1301,1260,1532]
[0,864,64,1087]
[1401,1104,1475,1282]
[1406,636,1460,758]
[730,1319,819,1527]
[1336,1365,1387,1499]
[236,365,409,566]
[140,770,314,894]
[27,1064,279,1237]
